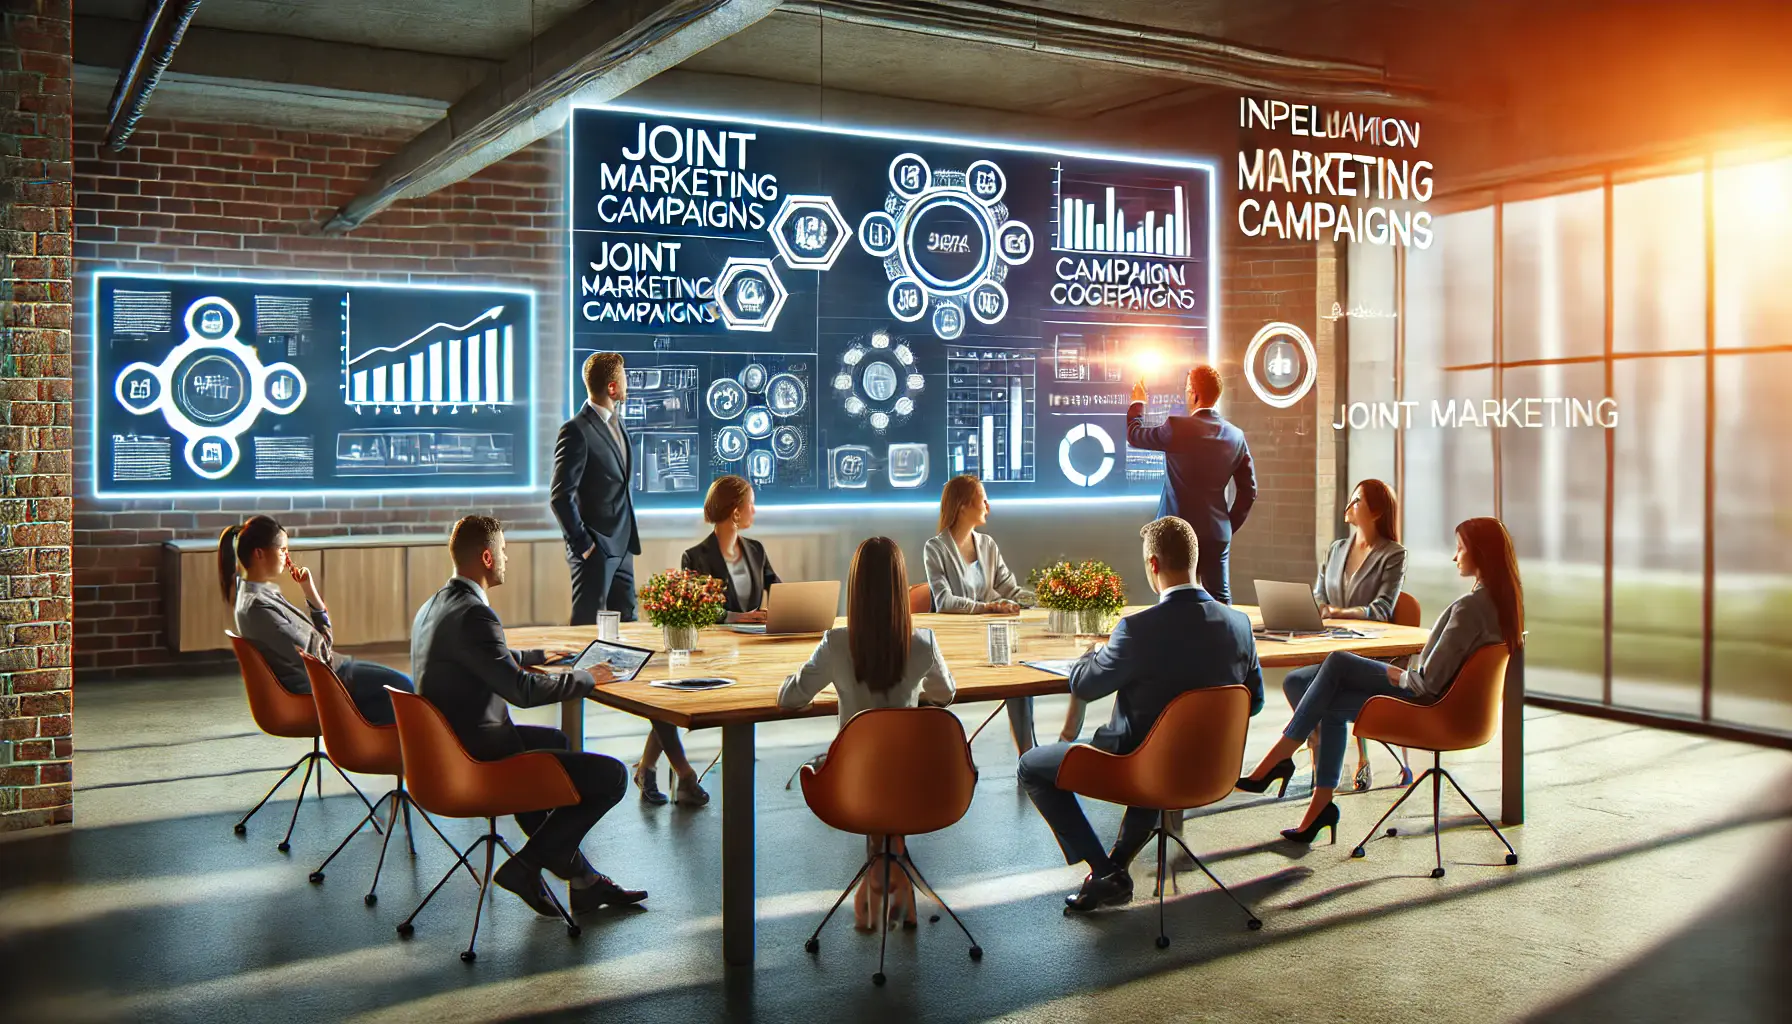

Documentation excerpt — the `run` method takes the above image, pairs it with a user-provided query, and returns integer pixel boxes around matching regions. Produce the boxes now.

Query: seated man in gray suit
[412,515,645,917]
[1018,516,1263,913]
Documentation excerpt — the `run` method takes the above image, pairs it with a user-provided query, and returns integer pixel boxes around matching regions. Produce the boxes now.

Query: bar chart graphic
[344,302,517,408]
[1052,165,1189,258]
[946,346,1036,483]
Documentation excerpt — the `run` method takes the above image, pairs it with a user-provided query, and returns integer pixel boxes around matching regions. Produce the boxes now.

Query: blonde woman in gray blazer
[923,476,1084,757]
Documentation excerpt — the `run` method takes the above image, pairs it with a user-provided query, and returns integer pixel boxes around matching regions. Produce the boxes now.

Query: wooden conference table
[508,607,1521,967]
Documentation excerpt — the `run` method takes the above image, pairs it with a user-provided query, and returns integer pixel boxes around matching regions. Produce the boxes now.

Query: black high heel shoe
[1235,758,1295,798]
[1280,801,1340,845]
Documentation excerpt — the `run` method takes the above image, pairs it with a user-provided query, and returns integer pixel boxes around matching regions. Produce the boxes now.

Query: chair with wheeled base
[300,653,474,905]
[799,706,983,986]
[1056,684,1262,949]
[227,632,380,852]
[1348,644,1519,877]
[386,688,583,962]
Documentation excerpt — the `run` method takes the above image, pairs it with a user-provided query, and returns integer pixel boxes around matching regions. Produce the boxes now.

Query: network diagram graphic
[858,153,1035,340]
[114,296,306,479]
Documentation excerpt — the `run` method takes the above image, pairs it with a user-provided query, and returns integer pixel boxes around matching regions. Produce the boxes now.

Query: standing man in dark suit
[551,352,641,625]
[1017,516,1263,913]
[411,515,646,915]
[1127,364,1256,603]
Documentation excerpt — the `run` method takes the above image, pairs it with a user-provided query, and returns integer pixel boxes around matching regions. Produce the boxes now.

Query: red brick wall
[2,0,74,832]
[72,118,568,679]
[1222,237,1323,604]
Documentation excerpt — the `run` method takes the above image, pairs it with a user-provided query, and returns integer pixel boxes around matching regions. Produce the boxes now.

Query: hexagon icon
[713,257,789,333]
[769,194,851,270]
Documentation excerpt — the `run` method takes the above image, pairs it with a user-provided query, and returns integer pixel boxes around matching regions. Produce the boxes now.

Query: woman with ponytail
[222,515,413,724]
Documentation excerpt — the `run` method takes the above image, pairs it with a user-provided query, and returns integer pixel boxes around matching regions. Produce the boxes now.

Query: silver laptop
[729,580,841,635]
[1254,579,1326,633]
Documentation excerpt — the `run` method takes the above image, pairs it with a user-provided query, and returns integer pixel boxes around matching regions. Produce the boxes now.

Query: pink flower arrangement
[639,569,727,629]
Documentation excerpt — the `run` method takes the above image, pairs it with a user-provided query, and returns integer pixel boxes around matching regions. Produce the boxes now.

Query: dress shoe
[493,857,560,918]
[569,873,649,915]
[673,773,710,807]
[1236,758,1296,798]
[1280,801,1341,845]
[633,763,668,806]
[1063,869,1133,914]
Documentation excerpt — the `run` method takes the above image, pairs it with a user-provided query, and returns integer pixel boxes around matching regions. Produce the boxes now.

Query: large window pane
[1714,156,1792,351]
[1614,172,1704,354]
[1711,350,1792,732]
[1610,356,1705,717]
[1502,189,1605,362]
[1346,242,1397,491]
[1499,363,1608,701]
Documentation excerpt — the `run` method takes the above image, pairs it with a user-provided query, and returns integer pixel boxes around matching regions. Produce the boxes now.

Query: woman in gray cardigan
[923,475,1077,756]
[1306,479,1408,788]
[1240,517,1524,846]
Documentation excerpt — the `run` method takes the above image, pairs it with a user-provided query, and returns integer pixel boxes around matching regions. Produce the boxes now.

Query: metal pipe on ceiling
[105,0,205,152]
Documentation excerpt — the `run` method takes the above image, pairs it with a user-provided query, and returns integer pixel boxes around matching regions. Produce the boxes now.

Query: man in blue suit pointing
[1126,364,1256,603]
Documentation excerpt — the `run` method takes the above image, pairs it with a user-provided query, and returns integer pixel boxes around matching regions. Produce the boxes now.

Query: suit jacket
[680,533,780,615]
[233,579,351,695]
[1312,537,1408,622]
[410,577,595,761]
[921,530,1035,614]
[1126,403,1256,542]
[549,402,641,560]
[1067,587,1263,755]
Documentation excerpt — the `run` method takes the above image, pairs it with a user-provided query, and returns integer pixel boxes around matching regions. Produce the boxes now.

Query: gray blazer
[411,577,595,761]
[1404,586,1506,701]
[234,579,348,695]
[778,627,956,726]
[922,531,1035,614]
[1312,537,1408,622]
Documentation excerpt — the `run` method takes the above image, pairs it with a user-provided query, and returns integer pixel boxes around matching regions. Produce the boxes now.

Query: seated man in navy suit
[1017,516,1264,913]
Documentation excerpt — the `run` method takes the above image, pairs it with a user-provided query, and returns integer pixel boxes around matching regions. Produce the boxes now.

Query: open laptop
[727,580,841,635]
[1253,579,1327,633]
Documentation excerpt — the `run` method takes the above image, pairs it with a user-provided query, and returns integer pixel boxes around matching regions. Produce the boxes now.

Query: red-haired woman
[1240,517,1523,844]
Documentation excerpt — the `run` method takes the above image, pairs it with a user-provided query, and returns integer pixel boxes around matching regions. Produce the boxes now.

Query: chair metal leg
[461,825,498,963]
[316,739,325,800]
[1164,831,1261,930]
[408,796,480,887]
[1350,766,1437,858]
[232,750,311,835]
[874,835,892,986]
[803,857,875,954]
[494,835,580,937]
[323,754,384,831]
[1154,829,1170,948]
[364,788,403,905]
[400,786,416,857]
[699,749,722,783]
[965,701,1007,745]
[278,753,317,853]
[893,850,981,958]
[308,786,392,885]
[1430,755,1445,878]
[1438,767,1519,865]
[398,833,487,938]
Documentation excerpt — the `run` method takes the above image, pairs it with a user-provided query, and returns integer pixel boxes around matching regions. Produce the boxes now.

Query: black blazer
[681,533,781,614]
[410,578,595,761]
[1126,404,1257,542]
[549,403,641,560]
[1067,587,1264,755]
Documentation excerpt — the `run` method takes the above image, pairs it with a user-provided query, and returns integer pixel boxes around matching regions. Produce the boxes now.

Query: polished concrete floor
[2,664,1789,1023]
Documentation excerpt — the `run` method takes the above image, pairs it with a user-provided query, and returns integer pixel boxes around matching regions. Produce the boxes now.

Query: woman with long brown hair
[221,515,413,724]
[1239,517,1522,844]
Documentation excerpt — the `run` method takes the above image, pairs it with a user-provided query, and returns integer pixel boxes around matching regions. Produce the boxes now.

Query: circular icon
[742,407,773,439]
[965,159,1006,205]
[116,364,162,412]
[176,352,249,425]
[1244,322,1318,409]
[187,434,240,479]
[889,153,931,198]
[765,373,807,416]
[904,194,991,293]
[859,211,899,257]
[888,278,926,323]
[264,368,304,411]
[968,281,1009,325]
[771,425,804,460]
[739,363,768,392]
[995,220,1034,265]
[706,378,747,419]
[862,361,899,402]
[1058,422,1116,487]
[746,449,775,483]
[186,297,240,340]
[715,426,748,461]
[931,302,965,341]
[733,275,770,315]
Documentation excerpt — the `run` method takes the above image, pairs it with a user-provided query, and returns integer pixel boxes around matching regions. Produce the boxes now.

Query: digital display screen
[569,105,1216,508]
[92,275,537,496]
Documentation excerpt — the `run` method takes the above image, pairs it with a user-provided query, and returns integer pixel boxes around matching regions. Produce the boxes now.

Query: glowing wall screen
[569,106,1215,507]
[94,274,536,496]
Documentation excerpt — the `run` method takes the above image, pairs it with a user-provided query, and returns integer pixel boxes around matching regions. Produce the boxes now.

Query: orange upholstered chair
[1056,684,1262,948]
[227,632,377,852]
[301,654,471,905]
[1348,644,1519,877]
[1350,592,1424,789]
[799,706,981,985]
[908,583,933,614]
[387,688,583,962]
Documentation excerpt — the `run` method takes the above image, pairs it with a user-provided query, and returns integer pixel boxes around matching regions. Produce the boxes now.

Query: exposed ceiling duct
[104,0,205,152]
